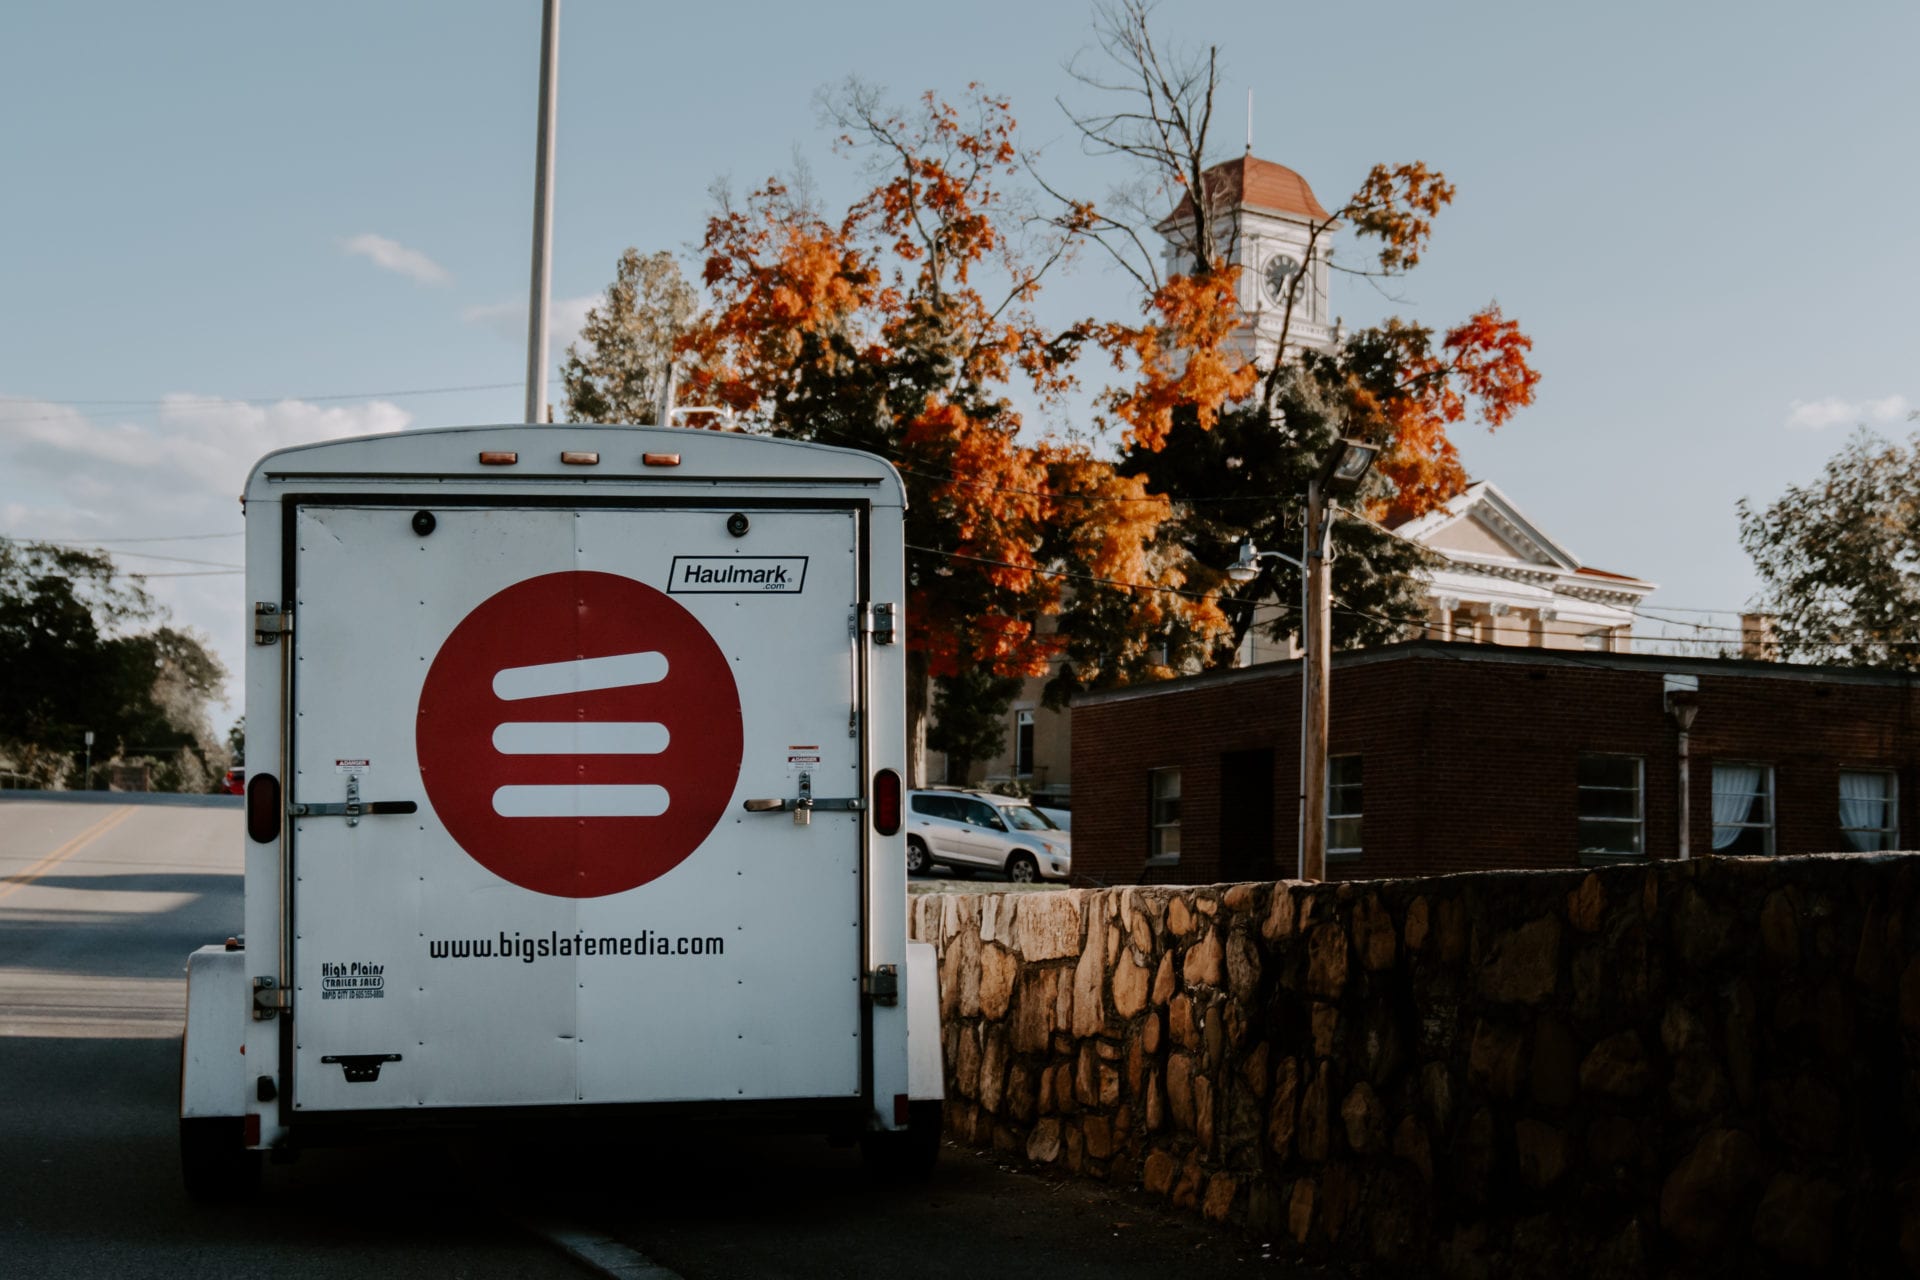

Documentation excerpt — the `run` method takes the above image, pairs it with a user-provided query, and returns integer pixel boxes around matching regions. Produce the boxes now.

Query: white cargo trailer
[179,424,941,1197]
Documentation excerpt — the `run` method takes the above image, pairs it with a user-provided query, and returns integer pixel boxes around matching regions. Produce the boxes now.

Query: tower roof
[1157,155,1332,230]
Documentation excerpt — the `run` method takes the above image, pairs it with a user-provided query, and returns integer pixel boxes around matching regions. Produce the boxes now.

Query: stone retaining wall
[908,855,1920,1276]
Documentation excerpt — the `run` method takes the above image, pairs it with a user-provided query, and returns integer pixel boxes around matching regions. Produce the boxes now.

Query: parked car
[221,768,244,796]
[906,789,1071,882]
[1036,806,1071,832]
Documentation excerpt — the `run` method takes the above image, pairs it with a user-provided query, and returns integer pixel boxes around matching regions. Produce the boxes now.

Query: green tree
[1738,427,1920,669]
[0,539,228,789]
[926,668,1026,780]
[561,248,700,424]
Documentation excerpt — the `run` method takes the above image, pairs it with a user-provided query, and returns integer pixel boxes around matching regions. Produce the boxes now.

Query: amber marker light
[478,451,519,465]
[559,451,600,465]
[642,452,681,467]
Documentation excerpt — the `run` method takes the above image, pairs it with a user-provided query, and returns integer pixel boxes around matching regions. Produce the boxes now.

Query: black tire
[180,1116,262,1202]
[861,1099,942,1180]
[1006,852,1039,883]
[906,837,931,876]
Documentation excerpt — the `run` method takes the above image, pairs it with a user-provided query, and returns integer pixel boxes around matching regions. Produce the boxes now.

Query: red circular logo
[416,571,743,898]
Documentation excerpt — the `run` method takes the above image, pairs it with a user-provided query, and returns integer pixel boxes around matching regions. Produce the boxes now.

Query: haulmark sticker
[319,960,386,999]
[668,556,807,594]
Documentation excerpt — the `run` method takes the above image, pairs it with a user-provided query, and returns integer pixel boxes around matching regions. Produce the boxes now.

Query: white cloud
[462,294,598,357]
[1784,394,1911,431]
[0,395,414,710]
[342,232,452,286]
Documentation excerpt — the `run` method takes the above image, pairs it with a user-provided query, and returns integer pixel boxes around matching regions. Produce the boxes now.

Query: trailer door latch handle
[742,770,865,827]
[290,775,418,826]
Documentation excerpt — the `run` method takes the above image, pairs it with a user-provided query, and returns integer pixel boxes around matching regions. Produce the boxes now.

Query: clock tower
[1155,153,1340,366]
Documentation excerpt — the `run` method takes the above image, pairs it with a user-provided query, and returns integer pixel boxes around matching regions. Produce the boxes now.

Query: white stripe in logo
[491,722,670,755]
[492,652,668,701]
[489,652,675,818]
[492,785,670,818]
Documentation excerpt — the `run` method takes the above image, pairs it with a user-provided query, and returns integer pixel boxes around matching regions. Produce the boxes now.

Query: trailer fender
[905,940,944,1102]
[180,945,249,1119]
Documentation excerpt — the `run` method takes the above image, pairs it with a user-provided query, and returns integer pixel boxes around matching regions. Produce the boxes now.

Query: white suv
[905,789,1072,883]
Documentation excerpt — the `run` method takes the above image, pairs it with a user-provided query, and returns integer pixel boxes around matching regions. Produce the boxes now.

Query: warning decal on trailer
[415,571,745,899]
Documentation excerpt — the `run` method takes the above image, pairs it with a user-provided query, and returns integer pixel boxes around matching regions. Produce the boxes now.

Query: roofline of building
[1072,638,1920,708]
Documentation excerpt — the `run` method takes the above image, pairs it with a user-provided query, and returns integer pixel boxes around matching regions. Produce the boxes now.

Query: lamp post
[83,730,94,791]
[1228,437,1379,881]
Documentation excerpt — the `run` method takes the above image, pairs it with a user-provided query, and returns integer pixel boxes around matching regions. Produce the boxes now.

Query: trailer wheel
[1005,852,1039,883]
[906,838,931,876]
[862,1100,942,1180]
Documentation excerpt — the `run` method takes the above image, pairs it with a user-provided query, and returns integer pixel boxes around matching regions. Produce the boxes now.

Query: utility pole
[83,730,94,791]
[523,0,561,425]
[1299,478,1331,881]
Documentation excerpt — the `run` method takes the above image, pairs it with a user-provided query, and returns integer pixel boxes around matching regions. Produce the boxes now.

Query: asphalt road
[0,794,1311,1280]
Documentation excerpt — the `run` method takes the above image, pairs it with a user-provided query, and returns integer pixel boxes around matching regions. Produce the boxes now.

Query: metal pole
[523,0,561,425]
[1296,499,1311,879]
[1676,729,1690,861]
[1302,479,1330,882]
[83,731,93,791]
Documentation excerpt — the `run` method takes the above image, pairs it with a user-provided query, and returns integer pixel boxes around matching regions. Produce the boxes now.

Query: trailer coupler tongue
[320,1053,402,1083]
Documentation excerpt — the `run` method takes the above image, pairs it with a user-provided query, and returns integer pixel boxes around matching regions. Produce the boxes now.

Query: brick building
[1071,641,1916,885]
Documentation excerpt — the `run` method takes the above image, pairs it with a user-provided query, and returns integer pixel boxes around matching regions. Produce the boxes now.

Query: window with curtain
[1711,763,1773,855]
[1327,755,1362,857]
[1839,770,1897,851]
[1149,768,1181,863]
[1577,754,1644,855]
[1014,709,1035,777]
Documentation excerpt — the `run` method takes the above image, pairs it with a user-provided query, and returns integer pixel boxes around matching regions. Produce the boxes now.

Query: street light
[1226,437,1379,882]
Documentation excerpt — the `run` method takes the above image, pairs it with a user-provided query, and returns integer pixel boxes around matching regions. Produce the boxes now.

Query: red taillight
[246,773,281,844]
[872,769,901,836]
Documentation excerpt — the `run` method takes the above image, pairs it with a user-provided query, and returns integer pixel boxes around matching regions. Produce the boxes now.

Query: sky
[3,0,1916,725]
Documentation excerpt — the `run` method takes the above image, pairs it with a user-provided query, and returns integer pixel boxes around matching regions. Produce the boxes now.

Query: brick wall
[1072,643,1920,886]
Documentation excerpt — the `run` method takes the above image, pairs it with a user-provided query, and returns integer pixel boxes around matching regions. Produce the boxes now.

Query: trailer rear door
[285,501,866,1114]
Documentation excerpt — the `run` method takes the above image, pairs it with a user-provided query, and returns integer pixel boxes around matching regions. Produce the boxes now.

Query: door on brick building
[1219,749,1275,880]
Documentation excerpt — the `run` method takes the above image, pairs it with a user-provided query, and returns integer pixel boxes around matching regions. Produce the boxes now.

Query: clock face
[1264,254,1300,304]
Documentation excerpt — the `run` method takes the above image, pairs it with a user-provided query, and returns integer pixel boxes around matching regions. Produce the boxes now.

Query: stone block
[1075,1043,1098,1107]
[1151,952,1175,1007]
[1288,1178,1315,1244]
[1242,1041,1270,1099]
[1145,1067,1164,1132]
[1065,1123,1085,1173]
[1352,893,1397,971]
[1421,1061,1454,1134]
[979,1031,1007,1114]
[1071,917,1107,1037]
[1021,1113,1067,1166]
[1476,914,1561,1005]
[1340,1081,1387,1155]
[1675,887,1735,970]
[1099,1063,1120,1109]
[1202,1003,1225,1069]
[1437,895,1469,964]
[1568,873,1607,934]
[1167,894,1195,938]
[1580,1030,1653,1099]
[957,926,983,1017]
[1403,895,1431,953]
[1054,1061,1078,1115]
[1202,1173,1237,1223]
[1111,949,1150,1019]
[1010,968,1057,1053]
[978,942,1016,1021]
[1182,926,1224,988]
[1169,994,1198,1050]
[1227,929,1261,1001]
[1763,1074,1840,1155]
[953,1027,981,1100]
[1667,1051,1732,1119]
[1222,883,1255,912]
[1006,1060,1037,1123]
[1127,908,1152,955]
[1017,891,1084,961]
[1659,1128,1762,1254]
[1143,1146,1176,1195]
[1195,1073,1217,1152]
[1263,886,1299,942]
[1752,1172,1840,1270]
[1268,1055,1300,1157]
[1307,923,1349,998]
[1127,1034,1144,1097]
[1514,1118,1569,1189]
[1468,1018,1526,1099]
[1167,1053,1195,1132]
[1142,1008,1162,1054]
[1084,1113,1114,1160]
[1311,1002,1340,1060]
[1299,1063,1331,1161]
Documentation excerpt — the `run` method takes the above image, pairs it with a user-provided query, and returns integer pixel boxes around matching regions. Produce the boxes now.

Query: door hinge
[252,975,290,1020]
[254,602,292,646]
[864,964,899,1006]
[858,602,899,645]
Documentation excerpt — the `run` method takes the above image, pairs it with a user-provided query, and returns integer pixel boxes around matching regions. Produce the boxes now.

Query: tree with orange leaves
[1044,0,1542,672]
[681,82,1218,779]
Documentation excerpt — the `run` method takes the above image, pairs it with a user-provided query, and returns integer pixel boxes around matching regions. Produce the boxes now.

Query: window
[1711,763,1774,855]
[1014,709,1035,776]
[910,793,960,820]
[1839,769,1898,851]
[962,799,1004,830]
[1148,768,1181,863]
[1577,754,1644,856]
[1327,755,1362,858]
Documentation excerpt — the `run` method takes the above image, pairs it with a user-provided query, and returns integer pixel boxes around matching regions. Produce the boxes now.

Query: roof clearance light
[559,451,600,465]
[478,451,519,466]
[642,452,681,467]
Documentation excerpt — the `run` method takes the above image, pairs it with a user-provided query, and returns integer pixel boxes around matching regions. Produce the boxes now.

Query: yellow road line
[0,806,136,904]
